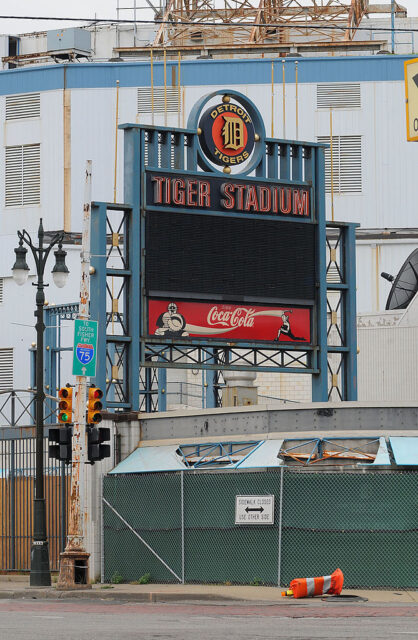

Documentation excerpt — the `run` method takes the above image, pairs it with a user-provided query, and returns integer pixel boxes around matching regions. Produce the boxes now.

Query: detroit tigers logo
[198,98,255,167]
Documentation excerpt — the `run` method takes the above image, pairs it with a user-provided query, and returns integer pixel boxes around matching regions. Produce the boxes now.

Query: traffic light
[87,426,111,464]
[87,386,103,425]
[48,426,72,463]
[58,385,73,424]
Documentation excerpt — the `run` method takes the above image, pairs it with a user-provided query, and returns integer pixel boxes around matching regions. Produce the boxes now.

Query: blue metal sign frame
[85,90,358,412]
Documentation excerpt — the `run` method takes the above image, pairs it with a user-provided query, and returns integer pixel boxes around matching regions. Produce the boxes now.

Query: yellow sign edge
[404,58,418,142]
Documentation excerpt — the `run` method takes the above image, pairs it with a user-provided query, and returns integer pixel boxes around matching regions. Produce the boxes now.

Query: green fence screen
[103,470,418,589]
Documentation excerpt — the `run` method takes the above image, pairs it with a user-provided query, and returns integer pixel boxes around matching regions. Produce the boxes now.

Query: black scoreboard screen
[145,211,316,303]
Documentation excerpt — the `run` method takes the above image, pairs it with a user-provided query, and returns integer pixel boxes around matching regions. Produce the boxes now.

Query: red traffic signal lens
[59,388,69,399]
[87,388,103,424]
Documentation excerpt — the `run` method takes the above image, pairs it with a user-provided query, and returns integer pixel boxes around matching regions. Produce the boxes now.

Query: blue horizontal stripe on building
[0,54,415,95]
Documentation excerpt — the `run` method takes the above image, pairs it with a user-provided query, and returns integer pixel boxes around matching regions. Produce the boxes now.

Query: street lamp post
[12,219,69,587]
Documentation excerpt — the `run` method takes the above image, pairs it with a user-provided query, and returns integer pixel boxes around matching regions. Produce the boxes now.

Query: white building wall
[358,325,418,401]
[356,241,418,313]
[0,89,63,236]
[357,295,418,402]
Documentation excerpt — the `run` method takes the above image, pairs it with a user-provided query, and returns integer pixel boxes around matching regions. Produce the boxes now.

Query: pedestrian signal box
[87,426,111,463]
[87,386,103,424]
[48,426,72,463]
[58,385,73,424]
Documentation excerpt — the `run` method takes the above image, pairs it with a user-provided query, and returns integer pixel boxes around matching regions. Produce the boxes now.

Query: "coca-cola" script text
[207,306,256,328]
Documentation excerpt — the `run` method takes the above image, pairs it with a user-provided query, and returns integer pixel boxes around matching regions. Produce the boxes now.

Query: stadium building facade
[0,50,416,401]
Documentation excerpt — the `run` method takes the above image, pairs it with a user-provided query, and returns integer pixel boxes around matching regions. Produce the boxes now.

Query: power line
[1,15,418,34]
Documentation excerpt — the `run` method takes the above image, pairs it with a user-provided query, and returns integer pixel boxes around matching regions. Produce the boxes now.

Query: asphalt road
[0,598,417,639]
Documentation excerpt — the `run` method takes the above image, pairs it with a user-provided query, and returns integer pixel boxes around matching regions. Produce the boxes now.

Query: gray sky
[1,0,417,35]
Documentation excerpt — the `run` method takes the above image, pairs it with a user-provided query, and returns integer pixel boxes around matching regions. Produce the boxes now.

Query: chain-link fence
[102,469,418,589]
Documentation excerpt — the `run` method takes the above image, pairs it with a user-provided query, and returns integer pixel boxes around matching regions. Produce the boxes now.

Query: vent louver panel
[0,278,3,303]
[0,348,13,391]
[137,87,181,113]
[6,93,40,120]
[5,144,41,207]
[317,135,362,194]
[317,84,361,110]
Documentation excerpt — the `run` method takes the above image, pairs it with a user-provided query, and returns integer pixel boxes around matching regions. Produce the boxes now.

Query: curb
[0,588,416,605]
[0,589,256,603]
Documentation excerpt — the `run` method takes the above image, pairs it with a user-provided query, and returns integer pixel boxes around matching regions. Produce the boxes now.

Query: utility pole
[391,0,395,55]
[57,161,93,589]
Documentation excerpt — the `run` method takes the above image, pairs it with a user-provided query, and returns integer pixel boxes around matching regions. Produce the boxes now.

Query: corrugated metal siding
[358,325,418,401]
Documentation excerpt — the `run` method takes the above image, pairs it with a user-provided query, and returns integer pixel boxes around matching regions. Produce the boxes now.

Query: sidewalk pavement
[0,576,416,604]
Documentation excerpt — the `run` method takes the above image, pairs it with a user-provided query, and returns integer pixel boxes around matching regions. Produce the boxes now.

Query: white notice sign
[235,495,274,525]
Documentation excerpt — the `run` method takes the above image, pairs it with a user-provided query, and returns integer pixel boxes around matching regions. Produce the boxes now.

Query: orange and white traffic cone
[281,568,344,599]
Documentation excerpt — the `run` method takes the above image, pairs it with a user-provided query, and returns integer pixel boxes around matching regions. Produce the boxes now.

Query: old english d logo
[199,101,255,167]
[222,115,244,150]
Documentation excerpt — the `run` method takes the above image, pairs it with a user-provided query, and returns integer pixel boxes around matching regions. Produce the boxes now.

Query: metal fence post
[101,474,104,584]
[277,467,284,587]
[181,471,185,584]
[60,461,66,552]
[10,393,16,570]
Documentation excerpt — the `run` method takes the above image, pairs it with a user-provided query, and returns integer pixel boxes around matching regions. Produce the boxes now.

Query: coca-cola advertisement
[148,300,311,343]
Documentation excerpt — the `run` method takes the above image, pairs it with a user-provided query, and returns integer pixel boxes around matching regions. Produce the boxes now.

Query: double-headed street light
[12,218,69,587]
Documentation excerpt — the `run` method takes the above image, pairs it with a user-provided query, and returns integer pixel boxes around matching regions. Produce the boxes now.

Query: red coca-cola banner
[148,300,311,343]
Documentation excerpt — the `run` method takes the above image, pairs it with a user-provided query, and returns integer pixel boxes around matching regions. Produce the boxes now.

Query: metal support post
[343,224,358,400]
[57,161,93,590]
[90,203,107,397]
[277,467,284,587]
[124,127,141,411]
[312,146,328,401]
[145,368,152,413]
[158,363,167,411]
[30,347,36,395]
[44,307,58,423]
[205,368,217,408]
[181,471,185,584]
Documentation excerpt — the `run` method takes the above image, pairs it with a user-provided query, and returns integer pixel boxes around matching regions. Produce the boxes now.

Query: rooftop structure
[0,2,415,68]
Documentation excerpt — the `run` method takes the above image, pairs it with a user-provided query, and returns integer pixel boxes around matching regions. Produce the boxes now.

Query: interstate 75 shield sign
[72,319,98,377]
